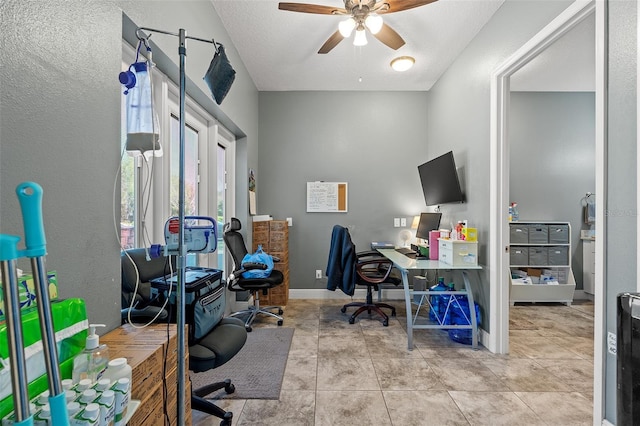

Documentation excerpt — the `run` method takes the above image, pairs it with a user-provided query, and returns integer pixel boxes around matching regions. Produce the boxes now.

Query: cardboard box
[106,343,163,401]
[102,323,180,369]
[129,378,163,426]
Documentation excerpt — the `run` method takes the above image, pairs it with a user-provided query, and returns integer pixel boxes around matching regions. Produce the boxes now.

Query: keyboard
[395,247,417,258]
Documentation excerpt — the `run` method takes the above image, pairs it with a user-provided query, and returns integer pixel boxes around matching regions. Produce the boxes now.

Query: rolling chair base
[229,305,284,332]
[192,379,235,426]
[341,302,396,327]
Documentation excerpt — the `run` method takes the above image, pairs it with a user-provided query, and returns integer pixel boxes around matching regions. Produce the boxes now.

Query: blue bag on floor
[241,245,274,278]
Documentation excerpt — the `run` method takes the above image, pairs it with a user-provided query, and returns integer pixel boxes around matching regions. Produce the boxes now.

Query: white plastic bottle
[93,378,112,392]
[33,403,50,426]
[67,401,81,423]
[75,379,93,393]
[78,389,98,408]
[102,358,132,386]
[95,389,116,426]
[72,402,100,426]
[72,324,110,383]
[111,378,130,426]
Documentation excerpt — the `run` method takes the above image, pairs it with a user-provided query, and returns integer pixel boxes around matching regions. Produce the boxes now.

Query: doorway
[488,0,606,421]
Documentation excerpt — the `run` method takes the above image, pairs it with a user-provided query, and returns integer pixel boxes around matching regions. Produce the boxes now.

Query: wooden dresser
[252,219,290,306]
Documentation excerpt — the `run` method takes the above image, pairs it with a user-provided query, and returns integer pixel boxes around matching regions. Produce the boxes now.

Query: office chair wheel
[277,319,283,326]
[246,325,252,332]
[340,307,347,313]
[224,380,235,394]
[278,308,284,315]
[382,319,389,326]
[220,411,233,426]
[348,316,355,324]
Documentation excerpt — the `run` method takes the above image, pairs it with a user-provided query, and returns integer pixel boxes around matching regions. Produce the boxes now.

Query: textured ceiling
[210,0,594,92]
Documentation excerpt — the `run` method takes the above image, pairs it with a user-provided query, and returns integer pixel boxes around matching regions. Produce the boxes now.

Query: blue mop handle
[15,182,46,258]
[15,182,69,426]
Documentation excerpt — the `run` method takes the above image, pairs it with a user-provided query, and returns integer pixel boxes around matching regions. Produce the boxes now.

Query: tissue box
[0,271,58,322]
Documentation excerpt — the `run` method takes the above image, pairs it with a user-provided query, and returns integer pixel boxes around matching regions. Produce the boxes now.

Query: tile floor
[193,298,594,425]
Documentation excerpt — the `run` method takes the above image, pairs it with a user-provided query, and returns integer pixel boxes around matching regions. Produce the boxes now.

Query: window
[120,41,235,273]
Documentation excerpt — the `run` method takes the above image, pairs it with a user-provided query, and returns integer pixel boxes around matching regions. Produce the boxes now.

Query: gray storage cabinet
[508,221,575,306]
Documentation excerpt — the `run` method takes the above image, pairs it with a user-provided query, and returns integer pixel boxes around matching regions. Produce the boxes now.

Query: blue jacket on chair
[326,225,357,296]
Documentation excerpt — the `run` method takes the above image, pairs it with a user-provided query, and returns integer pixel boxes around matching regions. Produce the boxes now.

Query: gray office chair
[121,248,247,426]
[223,218,284,331]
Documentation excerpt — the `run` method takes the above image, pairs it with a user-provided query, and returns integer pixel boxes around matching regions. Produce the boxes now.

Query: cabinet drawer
[509,246,528,265]
[527,224,549,244]
[548,225,569,243]
[548,246,569,265]
[509,224,529,244]
[438,240,478,266]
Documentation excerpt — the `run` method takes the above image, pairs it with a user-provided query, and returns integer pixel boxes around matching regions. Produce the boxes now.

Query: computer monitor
[415,212,442,241]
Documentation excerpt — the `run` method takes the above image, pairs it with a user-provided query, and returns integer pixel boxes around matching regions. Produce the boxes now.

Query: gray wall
[0,0,259,332]
[257,91,429,290]
[425,0,575,332]
[509,91,596,290]
[605,0,637,422]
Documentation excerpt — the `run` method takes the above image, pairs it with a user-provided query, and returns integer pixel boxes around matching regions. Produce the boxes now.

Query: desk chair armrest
[356,258,394,285]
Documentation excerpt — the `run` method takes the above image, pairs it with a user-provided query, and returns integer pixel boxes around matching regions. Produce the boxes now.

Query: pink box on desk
[429,231,439,260]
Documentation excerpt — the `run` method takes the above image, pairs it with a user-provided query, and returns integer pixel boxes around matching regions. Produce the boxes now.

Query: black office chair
[326,225,401,326]
[223,218,284,332]
[121,248,247,426]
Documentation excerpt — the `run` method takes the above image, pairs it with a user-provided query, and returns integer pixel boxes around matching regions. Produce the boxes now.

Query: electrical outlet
[608,331,617,355]
[394,218,400,227]
[315,270,322,279]
[400,218,407,227]
[286,217,293,226]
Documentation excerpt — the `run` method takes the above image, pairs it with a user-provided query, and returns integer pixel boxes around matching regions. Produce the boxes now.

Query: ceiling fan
[278,0,438,54]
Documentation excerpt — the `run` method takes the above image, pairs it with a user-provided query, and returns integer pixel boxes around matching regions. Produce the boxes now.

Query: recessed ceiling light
[391,56,415,72]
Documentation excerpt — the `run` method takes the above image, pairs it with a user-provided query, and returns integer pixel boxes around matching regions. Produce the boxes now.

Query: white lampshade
[365,14,383,34]
[390,56,415,72]
[338,17,356,37]
[353,28,368,46]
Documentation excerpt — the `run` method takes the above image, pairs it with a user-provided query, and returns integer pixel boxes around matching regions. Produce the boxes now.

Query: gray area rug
[190,327,294,400]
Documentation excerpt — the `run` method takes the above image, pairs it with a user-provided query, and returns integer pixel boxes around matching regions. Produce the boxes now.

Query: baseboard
[573,289,594,301]
[289,288,407,300]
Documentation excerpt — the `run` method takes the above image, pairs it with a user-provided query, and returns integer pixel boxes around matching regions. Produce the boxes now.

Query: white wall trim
[289,288,407,300]
[489,0,596,353]
[490,0,604,423]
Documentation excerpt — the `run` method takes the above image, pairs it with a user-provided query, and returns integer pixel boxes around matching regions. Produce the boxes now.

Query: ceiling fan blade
[372,23,405,50]
[318,29,345,54]
[278,2,347,15]
[378,0,438,14]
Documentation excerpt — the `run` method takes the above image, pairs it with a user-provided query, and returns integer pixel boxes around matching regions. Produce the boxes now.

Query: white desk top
[377,249,482,271]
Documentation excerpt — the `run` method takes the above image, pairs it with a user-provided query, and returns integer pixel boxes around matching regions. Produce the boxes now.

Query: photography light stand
[135,26,218,425]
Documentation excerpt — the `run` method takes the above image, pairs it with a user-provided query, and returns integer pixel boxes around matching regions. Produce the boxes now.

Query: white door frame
[489,0,605,421]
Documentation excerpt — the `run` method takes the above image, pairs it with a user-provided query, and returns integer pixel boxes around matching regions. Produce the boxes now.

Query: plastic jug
[429,278,447,323]
[123,62,160,155]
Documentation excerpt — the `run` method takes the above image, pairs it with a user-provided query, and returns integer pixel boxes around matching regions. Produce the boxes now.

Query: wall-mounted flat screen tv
[418,151,465,206]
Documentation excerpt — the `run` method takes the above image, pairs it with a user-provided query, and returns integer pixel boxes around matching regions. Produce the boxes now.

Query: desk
[377,249,482,350]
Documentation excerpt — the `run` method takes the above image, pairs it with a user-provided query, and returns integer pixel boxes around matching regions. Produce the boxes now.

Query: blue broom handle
[15,182,46,258]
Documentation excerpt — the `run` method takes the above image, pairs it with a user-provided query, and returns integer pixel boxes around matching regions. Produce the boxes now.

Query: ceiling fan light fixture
[353,27,368,46]
[364,13,383,34]
[338,17,356,37]
[391,56,415,72]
